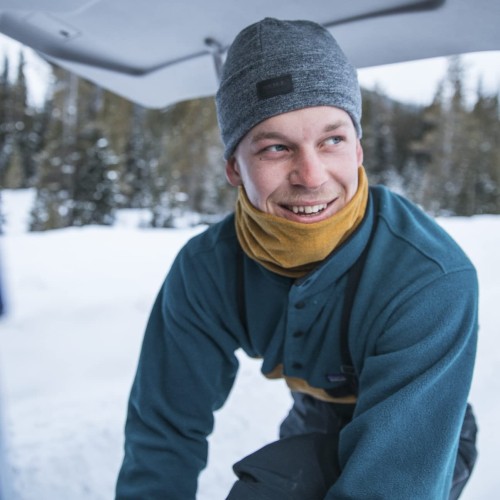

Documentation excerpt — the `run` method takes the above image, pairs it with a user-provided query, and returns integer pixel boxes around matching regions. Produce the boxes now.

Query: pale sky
[358,51,500,106]
[1,33,500,108]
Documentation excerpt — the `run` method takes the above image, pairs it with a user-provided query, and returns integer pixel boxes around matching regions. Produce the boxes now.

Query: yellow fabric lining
[265,364,357,404]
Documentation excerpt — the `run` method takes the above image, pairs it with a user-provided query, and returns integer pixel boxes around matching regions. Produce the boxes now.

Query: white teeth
[290,204,327,215]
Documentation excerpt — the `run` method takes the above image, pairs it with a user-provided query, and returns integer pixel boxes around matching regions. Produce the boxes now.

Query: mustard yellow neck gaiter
[235,166,369,278]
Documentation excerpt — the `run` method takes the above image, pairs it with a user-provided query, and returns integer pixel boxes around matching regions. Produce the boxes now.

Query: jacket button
[294,301,306,309]
[293,330,305,338]
[292,362,303,370]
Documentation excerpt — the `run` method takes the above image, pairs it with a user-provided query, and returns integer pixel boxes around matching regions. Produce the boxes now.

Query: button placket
[286,285,312,374]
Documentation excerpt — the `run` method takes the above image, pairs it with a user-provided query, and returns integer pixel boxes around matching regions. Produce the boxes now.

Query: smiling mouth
[287,203,328,215]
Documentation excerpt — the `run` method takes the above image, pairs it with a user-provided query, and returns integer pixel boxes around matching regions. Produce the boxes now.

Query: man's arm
[116,248,240,499]
[328,267,478,499]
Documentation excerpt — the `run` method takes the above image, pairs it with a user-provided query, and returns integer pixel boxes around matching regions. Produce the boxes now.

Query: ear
[356,139,364,166]
[225,157,243,187]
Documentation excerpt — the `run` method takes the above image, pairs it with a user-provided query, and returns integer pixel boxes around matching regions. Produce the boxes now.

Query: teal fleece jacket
[116,186,478,499]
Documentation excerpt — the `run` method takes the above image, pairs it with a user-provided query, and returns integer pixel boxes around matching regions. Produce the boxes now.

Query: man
[116,18,478,499]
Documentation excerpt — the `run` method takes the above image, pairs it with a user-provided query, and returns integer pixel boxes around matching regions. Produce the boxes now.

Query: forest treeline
[0,53,499,231]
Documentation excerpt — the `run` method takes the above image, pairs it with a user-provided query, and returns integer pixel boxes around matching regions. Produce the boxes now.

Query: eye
[324,136,343,145]
[264,144,288,152]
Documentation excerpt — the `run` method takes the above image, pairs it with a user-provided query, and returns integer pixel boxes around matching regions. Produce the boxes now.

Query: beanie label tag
[256,75,293,100]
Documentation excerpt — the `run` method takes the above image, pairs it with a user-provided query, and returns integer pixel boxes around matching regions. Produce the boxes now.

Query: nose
[289,148,329,189]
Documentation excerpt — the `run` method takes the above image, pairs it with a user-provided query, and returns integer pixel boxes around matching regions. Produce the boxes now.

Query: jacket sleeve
[326,267,478,499]
[115,247,240,499]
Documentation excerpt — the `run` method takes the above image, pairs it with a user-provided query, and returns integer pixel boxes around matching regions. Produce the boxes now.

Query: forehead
[246,106,355,142]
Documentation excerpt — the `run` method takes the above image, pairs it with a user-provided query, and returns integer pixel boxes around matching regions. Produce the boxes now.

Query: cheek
[245,176,271,203]
[336,165,359,199]
[243,169,283,208]
[348,176,359,199]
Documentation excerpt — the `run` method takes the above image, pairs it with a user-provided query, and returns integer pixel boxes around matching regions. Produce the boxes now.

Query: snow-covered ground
[0,189,499,499]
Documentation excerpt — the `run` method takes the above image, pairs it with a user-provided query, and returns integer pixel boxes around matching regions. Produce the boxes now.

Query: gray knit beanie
[216,18,362,160]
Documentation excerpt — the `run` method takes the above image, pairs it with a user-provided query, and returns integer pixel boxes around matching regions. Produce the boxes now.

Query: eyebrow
[250,131,287,144]
[323,119,351,133]
[250,119,351,144]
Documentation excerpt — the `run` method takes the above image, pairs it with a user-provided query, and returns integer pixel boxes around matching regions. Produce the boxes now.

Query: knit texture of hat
[216,18,362,159]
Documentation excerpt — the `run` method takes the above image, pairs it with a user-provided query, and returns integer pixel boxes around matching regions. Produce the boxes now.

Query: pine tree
[413,57,470,214]
[121,103,154,209]
[30,68,119,230]
[467,83,500,214]
[0,51,34,189]
[447,57,477,215]
[361,88,424,195]
[30,67,77,230]
[0,51,38,189]
[150,97,233,228]
[69,126,118,226]
[0,55,12,187]
[11,51,40,187]
[362,88,398,186]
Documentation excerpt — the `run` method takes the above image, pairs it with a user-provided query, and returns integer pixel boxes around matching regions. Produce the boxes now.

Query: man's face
[226,106,363,224]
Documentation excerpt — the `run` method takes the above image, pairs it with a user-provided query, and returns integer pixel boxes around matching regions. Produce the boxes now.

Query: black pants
[226,394,478,500]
